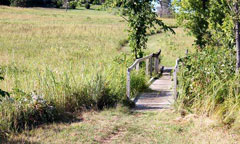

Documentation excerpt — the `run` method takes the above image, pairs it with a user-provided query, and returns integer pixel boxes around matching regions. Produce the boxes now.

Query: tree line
[0,0,105,8]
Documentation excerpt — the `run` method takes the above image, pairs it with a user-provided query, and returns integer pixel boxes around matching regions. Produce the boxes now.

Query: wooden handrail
[128,54,153,71]
[126,49,161,99]
[173,49,189,100]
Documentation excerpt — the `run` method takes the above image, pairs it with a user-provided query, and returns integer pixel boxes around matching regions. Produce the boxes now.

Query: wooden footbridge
[127,49,180,111]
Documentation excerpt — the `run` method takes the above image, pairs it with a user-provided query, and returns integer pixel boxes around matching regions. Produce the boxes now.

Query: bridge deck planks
[134,67,174,111]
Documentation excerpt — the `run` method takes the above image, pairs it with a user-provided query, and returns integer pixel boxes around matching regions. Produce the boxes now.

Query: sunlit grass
[6,107,239,144]
[147,27,195,66]
[0,6,127,97]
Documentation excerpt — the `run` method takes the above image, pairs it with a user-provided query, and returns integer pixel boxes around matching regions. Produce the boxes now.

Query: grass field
[0,6,132,112]
[6,106,240,144]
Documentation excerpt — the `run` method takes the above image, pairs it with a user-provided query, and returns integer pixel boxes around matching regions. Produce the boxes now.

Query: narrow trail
[134,67,174,111]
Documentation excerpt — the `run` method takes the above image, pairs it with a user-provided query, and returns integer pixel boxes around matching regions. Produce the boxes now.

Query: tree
[174,0,240,72]
[233,0,240,72]
[173,0,211,49]
[106,0,174,59]
[156,0,172,17]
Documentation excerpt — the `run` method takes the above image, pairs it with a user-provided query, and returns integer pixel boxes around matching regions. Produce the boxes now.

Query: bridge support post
[146,59,149,75]
[127,69,131,98]
[149,57,153,77]
[174,58,179,100]
[154,57,159,74]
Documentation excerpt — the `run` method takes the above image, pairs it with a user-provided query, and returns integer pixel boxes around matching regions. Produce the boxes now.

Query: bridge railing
[126,49,161,99]
[173,49,188,100]
[173,58,180,100]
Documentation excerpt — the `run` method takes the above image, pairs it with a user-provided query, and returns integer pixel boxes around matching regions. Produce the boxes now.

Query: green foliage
[176,47,240,125]
[0,0,10,5]
[85,2,90,9]
[69,0,77,9]
[8,0,63,7]
[10,0,30,7]
[106,0,174,59]
[173,0,238,49]
[174,0,240,126]
[56,0,63,8]
[0,69,9,100]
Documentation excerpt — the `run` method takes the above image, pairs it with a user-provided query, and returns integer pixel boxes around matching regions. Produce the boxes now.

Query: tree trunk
[135,48,138,59]
[235,2,240,73]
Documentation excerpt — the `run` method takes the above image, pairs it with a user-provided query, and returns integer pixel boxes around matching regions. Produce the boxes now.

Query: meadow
[0,5,195,141]
[0,6,134,134]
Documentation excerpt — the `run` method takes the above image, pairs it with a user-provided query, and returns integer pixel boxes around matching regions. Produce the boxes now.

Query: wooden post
[136,62,140,72]
[149,57,153,77]
[126,69,131,99]
[146,59,149,75]
[235,1,240,73]
[154,57,159,74]
[174,58,179,100]
[185,49,188,55]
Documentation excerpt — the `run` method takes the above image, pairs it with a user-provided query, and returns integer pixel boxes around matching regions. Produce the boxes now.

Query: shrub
[55,0,63,8]
[69,0,77,9]
[9,0,62,7]
[176,46,240,125]
[0,0,10,5]
[0,89,59,132]
[85,2,90,9]
[10,0,45,7]
[10,0,29,7]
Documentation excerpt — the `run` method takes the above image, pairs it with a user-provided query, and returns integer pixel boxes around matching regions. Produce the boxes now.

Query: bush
[0,90,59,132]
[10,0,29,7]
[85,2,90,9]
[0,0,10,5]
[177,46,240,125]
[9,0,62,7]
[69,0,77,9]
[55,0,63,8]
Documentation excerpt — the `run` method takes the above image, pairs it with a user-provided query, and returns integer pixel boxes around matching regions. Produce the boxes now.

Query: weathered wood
[146,59,149,75]
[126,49,161,98]
[134,68,174,111]
[128,54,153,72]
[152,49,161,58]
[154,57,159,73]
[185,49,188,55]
[126,69,131,98]
[235,2,240,73]
[65,0,69,12]
[173,58,179,100]
[136,62,140,72]
[149,57,153,77]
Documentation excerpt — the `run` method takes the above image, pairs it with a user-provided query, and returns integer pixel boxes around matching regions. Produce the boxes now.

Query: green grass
[147,27,195,66]
[122,18,195,66]
[5,106,240,144]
